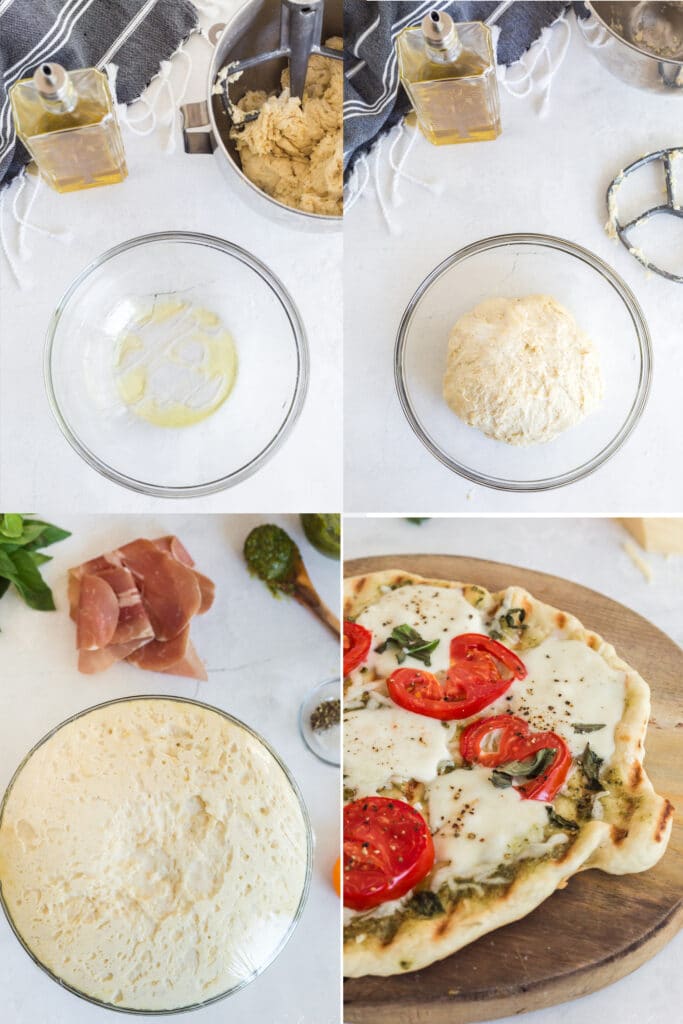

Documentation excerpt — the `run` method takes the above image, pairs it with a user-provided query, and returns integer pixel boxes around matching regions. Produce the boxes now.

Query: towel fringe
[498,12,571,114]
[346,11,572,231]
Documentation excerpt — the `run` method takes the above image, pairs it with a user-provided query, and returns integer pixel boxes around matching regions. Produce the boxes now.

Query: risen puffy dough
[443,295,604,446]
[231,38,342,216]
[0,700,308,1011]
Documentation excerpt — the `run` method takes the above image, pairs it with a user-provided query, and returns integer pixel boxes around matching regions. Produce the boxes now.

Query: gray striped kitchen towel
[344,1,570,175]
[0,0,198,187]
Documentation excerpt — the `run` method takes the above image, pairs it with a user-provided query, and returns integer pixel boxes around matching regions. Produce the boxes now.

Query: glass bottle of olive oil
[9,63,127,193]
[396,10,501,146]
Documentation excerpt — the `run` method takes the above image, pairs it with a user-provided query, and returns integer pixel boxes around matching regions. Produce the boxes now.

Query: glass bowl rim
[0,693,314,1016]
[44,230,310,498]
[394,231,652,493]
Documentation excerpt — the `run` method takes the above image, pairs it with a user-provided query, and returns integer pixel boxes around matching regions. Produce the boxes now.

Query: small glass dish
[0,695,313,1014]
[394,233,652,492]
[299,678,340,766]
[45,232,309,497]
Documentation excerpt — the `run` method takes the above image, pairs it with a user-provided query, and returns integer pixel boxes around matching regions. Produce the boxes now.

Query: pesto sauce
[244,524,299,595]
[300,513,340,558]
[343,841,577,947]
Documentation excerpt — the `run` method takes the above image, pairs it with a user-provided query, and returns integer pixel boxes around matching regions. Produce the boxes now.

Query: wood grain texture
[343,555,683,1024]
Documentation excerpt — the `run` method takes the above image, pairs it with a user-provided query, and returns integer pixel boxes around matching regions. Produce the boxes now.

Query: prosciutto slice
[118,539,202,641]
[96,567,154,645]
[78,639,151,675]
[69,535,212,680]
[125,626,191,671]
[76,575,119,651]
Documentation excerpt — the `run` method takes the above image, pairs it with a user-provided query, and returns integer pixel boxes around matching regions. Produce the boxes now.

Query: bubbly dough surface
[442,294,603,446]
[231,38,342,216]
[0,699,308,1010]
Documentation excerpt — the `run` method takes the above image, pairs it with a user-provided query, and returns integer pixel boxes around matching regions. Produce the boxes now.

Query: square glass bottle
[10,63,128,193]
[396,11,501,146]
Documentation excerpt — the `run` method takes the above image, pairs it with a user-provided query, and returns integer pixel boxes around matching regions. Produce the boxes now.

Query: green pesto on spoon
[244,524,340,639]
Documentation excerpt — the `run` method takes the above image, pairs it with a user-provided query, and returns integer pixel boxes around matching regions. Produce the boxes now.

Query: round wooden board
[343,555,683,1024]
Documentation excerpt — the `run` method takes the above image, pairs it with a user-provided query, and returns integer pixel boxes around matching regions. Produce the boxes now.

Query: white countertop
[344,10,683,514]
[344,513,683,1024]
[0,513,341,1024]
[0,1,342,513]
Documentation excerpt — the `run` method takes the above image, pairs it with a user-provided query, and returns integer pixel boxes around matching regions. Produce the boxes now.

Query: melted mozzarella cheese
[487,638,626,761]
[427,765,551,888]
[354,584,485,680]
[344,703,455,796]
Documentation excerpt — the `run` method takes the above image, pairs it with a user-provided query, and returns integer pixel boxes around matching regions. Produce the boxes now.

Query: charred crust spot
[352,576,367,595]
[435,916,452,937]
[655,800,674,842]
[587,634,600,650]
[629,762,643,788]
[555,612,567,628]
[611,825,629,845]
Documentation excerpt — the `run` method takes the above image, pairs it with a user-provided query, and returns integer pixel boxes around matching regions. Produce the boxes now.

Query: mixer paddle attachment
[607,147,683,283]
[217,0,342,126]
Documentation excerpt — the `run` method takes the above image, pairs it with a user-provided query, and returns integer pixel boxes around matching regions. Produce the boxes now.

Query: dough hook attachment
[218,0,342,126]
[607,147,683,283]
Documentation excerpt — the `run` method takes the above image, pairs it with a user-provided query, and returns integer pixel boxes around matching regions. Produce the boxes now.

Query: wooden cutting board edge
[343,554,683,1024]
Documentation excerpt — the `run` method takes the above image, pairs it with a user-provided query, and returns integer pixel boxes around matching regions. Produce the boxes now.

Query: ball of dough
[442,295,604,446]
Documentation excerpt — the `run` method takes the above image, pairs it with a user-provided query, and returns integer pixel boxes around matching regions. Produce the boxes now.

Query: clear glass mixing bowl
[0,695,313,1014]
[394,233,652,492]
[45,232,309,497]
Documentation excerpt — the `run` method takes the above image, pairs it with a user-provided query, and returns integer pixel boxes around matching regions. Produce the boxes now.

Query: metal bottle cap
[421,10,459,51]
[33,62,70,101]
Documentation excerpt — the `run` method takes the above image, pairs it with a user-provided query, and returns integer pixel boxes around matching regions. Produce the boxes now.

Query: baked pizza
[342,570,674,978]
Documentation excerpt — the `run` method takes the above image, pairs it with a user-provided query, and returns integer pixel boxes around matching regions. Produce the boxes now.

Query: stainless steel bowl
[183,0,343,228]
[579,1,683,92]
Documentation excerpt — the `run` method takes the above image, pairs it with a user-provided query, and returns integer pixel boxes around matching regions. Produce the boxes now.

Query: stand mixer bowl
[580,1,683,92]
[182,0,343,229]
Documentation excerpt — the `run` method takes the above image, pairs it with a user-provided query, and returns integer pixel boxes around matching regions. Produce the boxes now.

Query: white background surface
[344,9,683,513]
[344,513,683,1024]
[0,513,341,1024]
[0,1,342,512]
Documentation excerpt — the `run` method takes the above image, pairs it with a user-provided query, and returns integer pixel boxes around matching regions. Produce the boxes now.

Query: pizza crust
[343,571,674,978]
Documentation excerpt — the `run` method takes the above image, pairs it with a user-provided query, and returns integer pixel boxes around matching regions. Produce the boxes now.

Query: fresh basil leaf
[0,522,48,550]
[546,807,579,831]
[22,520,71,549]
[504,608,527,629]
[491,770,514,789]
[375,624,440,667]
[392,625,422,645]
[0,549,55,611]
[0,578,10,600]
[498,747,556,779]
[0,514,23,539]
[26,551,52,567]
[572,723,605,734]
[579,744,604,791]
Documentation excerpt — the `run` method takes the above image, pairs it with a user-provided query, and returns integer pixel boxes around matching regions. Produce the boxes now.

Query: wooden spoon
[290,554,340,638]
[244,524,340,639]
